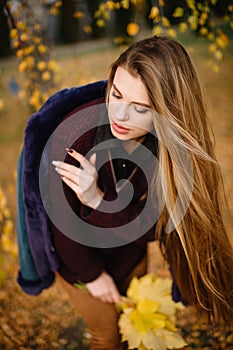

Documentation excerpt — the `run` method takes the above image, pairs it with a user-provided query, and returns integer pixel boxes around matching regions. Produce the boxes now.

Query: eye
[134,105,149,114]
[111,90,122,99]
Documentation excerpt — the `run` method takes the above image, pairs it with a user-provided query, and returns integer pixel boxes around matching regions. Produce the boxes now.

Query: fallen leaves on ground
[0,272,233,349]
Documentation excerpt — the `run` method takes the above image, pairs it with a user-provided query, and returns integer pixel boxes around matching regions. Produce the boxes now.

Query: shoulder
[26,80,107,131]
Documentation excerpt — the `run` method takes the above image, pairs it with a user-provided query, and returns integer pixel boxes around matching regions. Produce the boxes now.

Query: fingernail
[55,167,62,174]
[52,160,61,166]
[66,148,73,153]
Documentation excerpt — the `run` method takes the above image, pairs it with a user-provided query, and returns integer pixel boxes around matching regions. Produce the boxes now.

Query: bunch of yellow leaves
[117,274,187,350]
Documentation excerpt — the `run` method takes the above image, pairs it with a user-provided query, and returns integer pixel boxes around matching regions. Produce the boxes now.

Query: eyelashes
[112,91,121,99]
[111,90,149,114]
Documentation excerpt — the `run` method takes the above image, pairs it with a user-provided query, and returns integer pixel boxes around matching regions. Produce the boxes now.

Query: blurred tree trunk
[86,0,106,39]
[59,0,79,43]
[0,0,11,57]
[214,0,230,16]
[107,0,135,44]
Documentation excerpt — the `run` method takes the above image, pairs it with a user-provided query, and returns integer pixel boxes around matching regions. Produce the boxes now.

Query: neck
[121,135,147,154]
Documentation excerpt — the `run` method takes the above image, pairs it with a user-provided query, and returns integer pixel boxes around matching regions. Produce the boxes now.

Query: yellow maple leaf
[37,44,48,55]
[216,33,229,48]
[214,50,223,61]
[37,61,47,71]
[130,309,156,334]
[119,274,186,349]
[155,329,187,349]
[126,22,139,37]
[167,28,177,39]
[96,19,105,27]
[127,274,184,315]
[73,11,85,19]
[143,332,167,350]
[121,0,130,10]
[149,6,160,20]
[179,22,187,33]
[10,28,18,39]
[137,299,160,314]
[119,309,142,348]
[162,16,170,27]
[119,311,170,350]
[106,1,115,11]
[152,25,163,36]
[172,7,184,18]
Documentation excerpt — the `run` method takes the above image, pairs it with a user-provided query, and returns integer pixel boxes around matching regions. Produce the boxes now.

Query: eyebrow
[112,83,151,108]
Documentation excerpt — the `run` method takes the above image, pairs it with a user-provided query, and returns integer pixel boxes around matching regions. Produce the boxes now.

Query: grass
[0,31,233,349]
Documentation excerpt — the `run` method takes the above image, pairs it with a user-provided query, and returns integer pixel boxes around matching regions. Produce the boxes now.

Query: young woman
[19,35,233,350]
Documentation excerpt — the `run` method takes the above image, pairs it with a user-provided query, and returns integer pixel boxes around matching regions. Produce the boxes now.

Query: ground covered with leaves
[0,269,233,350]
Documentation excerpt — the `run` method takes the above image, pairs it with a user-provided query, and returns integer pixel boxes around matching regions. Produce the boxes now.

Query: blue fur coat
[17,80,107,295]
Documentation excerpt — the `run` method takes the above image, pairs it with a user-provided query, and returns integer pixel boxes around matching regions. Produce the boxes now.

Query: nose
[114,102,129,122]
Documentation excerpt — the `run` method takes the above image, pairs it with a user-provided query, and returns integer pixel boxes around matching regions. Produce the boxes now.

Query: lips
[111,122,130,134]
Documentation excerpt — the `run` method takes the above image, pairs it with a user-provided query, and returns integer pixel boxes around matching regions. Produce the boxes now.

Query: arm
[52,149,157,243]
[52,226,121,303]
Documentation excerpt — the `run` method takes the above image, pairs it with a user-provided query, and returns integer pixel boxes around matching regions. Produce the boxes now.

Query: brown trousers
[57,256,147,350]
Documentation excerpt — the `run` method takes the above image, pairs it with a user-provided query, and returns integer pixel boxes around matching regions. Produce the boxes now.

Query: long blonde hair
[107,36,233,323]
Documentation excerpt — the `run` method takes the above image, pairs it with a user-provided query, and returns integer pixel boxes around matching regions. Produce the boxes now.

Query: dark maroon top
[49,98,158,288]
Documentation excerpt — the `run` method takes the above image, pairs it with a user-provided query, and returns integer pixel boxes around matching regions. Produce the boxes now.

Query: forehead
[113,66,149,104]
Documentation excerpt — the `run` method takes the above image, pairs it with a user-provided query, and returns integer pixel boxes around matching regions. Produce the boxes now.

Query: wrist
[89,188,104,209]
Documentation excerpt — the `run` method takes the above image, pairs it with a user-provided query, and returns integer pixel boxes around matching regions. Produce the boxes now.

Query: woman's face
[108,66,153,141]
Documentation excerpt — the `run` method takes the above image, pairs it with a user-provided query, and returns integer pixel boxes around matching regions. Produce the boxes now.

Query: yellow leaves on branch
[126,22,139,37]
[17,21,27,31]
[9,6,61,112]
[161,17,170,28]
[37,44,48,55]
[188,15,198,31]
[95,0,134,29]
[179,22,188,33]
[29,89,42,110]
[48,0,62,16]
[10,28,18,39]
[73,11,85,19]
[0,187,16,257]
[172,7,184,18]
[37,61,47,71]
[96,19,106,28]
[42,71,52,82]
[121,0,130,10]
[149,6,160,20]
[208,32,229,64]
[83,25,93,34]
[105,1,115,11]
[118,274,186,350]
[18,56,35,72]
[216,32,229,48]
[152,25,163,36]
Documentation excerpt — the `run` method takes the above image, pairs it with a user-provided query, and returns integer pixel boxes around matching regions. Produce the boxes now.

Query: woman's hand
[52,149,104,209]
[86,271,121,304]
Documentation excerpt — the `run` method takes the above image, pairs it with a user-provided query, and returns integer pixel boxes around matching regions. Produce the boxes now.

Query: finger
[89,153,96,167]
[61,177,85,204]
[52,160,79,176]
[99,293,112,304]
[109,285,121,303]
[111,290,121,304]
[61,176,80,195]
[54,166,80,186]
[66,149,95,174]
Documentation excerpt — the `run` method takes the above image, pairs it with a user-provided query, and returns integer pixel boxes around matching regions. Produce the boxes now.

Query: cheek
[135,114,153,132]
[107,103,115,121]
